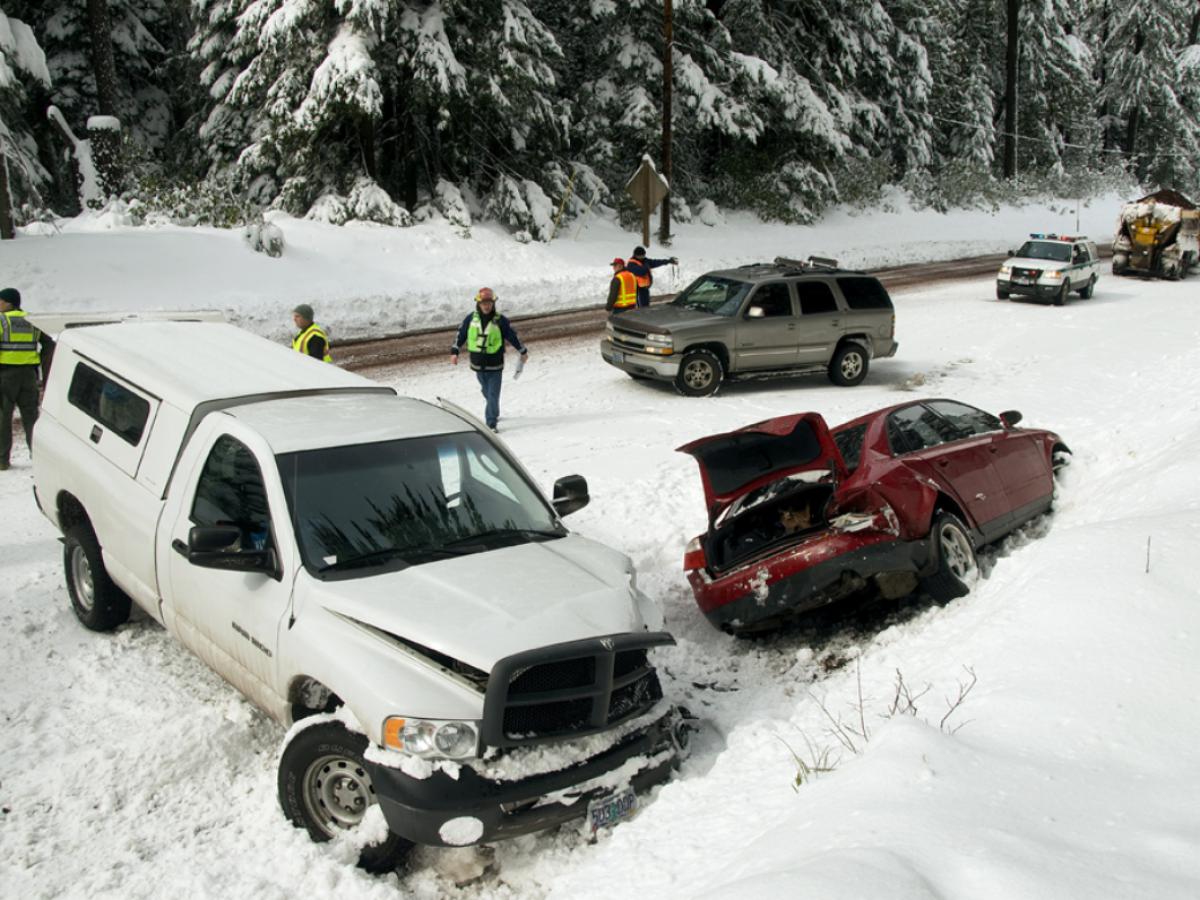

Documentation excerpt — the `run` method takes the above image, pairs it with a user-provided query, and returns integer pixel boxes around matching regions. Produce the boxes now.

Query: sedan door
[887,403,1011,541]
[733,281,799,370]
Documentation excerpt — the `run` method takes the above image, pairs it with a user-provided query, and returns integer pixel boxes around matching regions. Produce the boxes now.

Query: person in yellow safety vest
[606,258,638,314]
[449,287,528,432]
[291,303,333,362]
[0,287,53,471]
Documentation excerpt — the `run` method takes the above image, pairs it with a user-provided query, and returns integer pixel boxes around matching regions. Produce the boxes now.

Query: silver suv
[600,257,899,396]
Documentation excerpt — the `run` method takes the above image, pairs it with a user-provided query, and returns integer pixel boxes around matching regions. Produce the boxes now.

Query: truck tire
[1078,275,1096,299]
[674,349,723,397]
[278,720,413,874]
[828,343,869,387]
[996,286,1010,300]
[921,513,979,604]
[64,525,131,631]
[1052,281,1069,306]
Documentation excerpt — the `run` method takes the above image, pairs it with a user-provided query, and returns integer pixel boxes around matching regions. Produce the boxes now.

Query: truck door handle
[89,425,102,443]
[172,539,188,557]
[937,459,948,467]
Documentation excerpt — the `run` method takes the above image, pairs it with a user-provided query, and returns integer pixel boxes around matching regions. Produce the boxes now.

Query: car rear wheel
[1052,281,1069,306]
[922,513,978,603]
[279,720,414,873]
[64,525,132,631]
[1078,275,1096,298]
[674,350,723,397]
[828,343,869,387]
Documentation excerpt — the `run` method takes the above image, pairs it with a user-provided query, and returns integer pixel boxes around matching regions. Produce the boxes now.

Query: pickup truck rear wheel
[64,525,131,631]
[921,513,979,603]
[674,350,723,397]
[828,343,869,387]
[279,721,413,873]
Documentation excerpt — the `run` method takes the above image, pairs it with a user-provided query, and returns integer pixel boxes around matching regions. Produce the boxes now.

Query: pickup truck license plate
[587,786,638,833]
[611,350,625,364]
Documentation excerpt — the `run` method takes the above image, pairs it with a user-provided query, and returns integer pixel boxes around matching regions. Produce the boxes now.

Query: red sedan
[678,399,1069,635]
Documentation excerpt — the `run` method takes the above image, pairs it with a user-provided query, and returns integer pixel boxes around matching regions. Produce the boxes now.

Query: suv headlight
[383,716,479,759]
[1042,269,1063,280]
[998,262,1012,274]
[643,333,673,355]
[605,322,615,337]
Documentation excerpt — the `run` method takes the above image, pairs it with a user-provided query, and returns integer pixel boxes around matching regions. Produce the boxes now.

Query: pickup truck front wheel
[279,721,413,873]
[674,350,723,397]
[64,525,131,631]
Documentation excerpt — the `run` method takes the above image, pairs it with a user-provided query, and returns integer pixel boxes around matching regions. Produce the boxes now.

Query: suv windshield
[1014,241,1071,262]
[278,432,564,578]
[670,275,752,317]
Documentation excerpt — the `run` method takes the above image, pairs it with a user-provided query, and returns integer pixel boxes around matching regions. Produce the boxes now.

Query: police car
[996,234,1101,305]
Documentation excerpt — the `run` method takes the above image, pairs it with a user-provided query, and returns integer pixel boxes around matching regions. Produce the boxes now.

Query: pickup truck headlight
[383,716,479,759]
[1042,270,1063,280]
[998,262,1012,274]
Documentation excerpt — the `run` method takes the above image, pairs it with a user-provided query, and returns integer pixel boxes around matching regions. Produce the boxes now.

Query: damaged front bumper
[365,705,690,848]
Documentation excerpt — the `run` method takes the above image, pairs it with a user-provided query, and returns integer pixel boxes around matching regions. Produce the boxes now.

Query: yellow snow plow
[1112,189,1199,280]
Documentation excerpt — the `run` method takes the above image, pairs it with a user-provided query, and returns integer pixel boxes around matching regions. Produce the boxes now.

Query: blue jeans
[475,369,503,428]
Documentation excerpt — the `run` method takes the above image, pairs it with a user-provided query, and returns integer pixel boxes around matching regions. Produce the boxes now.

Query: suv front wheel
[675,349,724,397]
[828,343,869,387]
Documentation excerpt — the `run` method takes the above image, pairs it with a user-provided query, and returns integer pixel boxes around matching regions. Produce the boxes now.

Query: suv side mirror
[552,474,589,517]
[999,410,1023,428]
[745,305,765,319]
[186,525,277,574]
[1007,249,1015,257]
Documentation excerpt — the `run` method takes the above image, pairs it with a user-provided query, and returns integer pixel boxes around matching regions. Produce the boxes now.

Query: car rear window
[67,362,151,445]
[833,425,867,472]
[837,277,893,310]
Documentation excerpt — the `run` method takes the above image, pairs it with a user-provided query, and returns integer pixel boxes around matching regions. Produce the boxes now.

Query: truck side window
[796,281,838,315]
[837,277,894,310]
[67,363,151,445]
[192,435,272,548]
[748,283,793,317]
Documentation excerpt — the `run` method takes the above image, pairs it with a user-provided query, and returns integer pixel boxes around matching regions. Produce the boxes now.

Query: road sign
[626,157,670,247]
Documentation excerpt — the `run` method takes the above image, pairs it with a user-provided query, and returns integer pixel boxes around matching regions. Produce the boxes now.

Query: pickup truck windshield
[278,433,564,578]
[1014,241,1071,262]
[669,275,752,317]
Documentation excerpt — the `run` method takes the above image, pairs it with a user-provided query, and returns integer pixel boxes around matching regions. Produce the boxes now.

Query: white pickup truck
[32,321,686,871]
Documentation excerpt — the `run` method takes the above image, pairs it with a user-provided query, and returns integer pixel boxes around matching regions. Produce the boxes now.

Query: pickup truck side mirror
[552,474,589,517]
[186,525,278,575]
[745,305,765,319]
[999,410,1023,428]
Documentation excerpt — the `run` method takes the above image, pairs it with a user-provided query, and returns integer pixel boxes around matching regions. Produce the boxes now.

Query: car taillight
[683,536,706,571]
[830,503,899,536]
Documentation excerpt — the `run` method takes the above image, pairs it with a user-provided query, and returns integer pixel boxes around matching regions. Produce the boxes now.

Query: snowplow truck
[1112,189,1200,280]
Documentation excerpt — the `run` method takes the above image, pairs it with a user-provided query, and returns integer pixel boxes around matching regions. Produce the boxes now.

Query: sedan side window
[926,400,1001,437]
[747,282,793,318]
[888,405,960,454]
[192,435,272,549]
[796,281,839,315]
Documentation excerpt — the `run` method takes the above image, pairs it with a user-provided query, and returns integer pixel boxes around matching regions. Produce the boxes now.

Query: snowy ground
[3,205,1199,900]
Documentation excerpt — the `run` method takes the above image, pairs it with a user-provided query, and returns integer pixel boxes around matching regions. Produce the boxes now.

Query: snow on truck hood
[307,534,650,671]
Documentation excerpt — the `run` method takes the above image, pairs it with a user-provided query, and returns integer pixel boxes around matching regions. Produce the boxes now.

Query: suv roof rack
[773,255,840,272]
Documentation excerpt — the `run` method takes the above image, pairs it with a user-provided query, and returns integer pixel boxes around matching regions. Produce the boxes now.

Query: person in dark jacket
[450,288,528,432]
[0,287,53,471]
[625,246,678,308]
[292,303,332,362]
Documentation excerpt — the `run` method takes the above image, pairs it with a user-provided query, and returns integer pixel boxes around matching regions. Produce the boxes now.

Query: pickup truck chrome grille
[609,327,654,352]
[481,633,674,748]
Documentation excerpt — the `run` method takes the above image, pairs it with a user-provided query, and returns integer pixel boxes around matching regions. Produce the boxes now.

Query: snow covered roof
[57,321,382,411]
[1134,188,1196,210]
[226,392,470,454]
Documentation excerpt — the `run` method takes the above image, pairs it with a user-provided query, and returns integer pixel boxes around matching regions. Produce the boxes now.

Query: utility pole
[1003,0,1019,179]
[659,0,673,244]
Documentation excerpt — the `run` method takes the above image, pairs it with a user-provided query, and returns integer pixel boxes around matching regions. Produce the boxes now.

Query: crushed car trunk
[706,479,836,572]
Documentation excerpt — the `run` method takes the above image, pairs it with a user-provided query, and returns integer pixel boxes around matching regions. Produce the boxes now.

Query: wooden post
[659,0,673,244]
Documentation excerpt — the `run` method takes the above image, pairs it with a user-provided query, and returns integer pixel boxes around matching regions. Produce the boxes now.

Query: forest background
[2,1,1199,241]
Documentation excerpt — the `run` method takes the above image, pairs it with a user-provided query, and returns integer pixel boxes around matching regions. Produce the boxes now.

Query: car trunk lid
[676,413,848,525]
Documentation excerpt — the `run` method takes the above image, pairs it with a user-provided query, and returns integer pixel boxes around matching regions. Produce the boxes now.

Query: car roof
[703,260,870,283]
[1022,234,1091,244]
[833,398,963,433]
[226,393,472,454]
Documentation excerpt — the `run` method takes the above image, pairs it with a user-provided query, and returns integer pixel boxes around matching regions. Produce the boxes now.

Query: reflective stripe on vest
[613,271,638,308]
[292,323,332,363]
[0,310,41,366]
[467,312,503,354]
